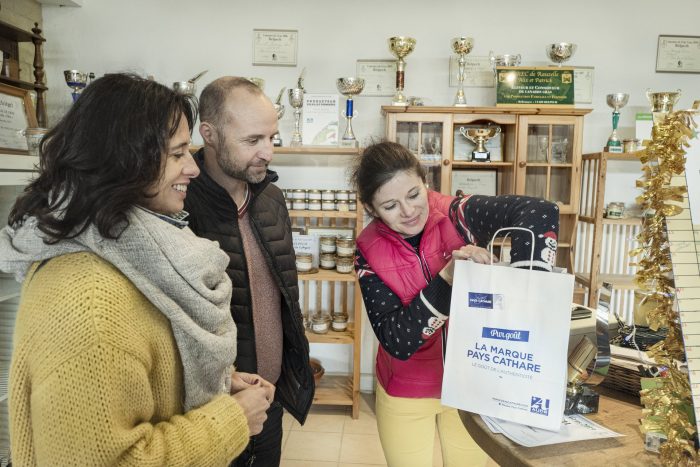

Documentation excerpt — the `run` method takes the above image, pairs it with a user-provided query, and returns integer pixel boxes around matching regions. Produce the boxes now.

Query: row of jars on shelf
[302,311,349,334]
[284,189,358,212]
[296,235,356,274]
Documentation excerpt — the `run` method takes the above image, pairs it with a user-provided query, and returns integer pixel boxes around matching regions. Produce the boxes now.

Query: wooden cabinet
[0,20,47,127]
[383,106,591,271]
[272,146,363,419]
[575,152,641,311]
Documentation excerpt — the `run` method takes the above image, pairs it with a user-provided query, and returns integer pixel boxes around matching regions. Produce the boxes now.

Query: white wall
[41,0,700,388]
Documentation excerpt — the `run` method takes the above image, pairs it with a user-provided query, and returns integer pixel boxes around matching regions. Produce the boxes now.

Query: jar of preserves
[336,200,350,212]
[331,313,349,332]
[336,256,354,274]
[295,253,314,273]
[335,190,351,201]
[320,253,336,269]
[321,190,336,201]
[290,189,307,200]
[311,314,330,334]
[319,236,337,253]
[307,199,322,211]
[336,237,355,257]
[322,200,336,211]
[292,199,307,210]
[307,189,322,200]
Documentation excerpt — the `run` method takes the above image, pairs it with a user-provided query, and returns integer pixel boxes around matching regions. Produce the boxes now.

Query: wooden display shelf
[274,146,362,155]
[575,272,636,290]
[0,76,47,91]
[306,322,355,344]
[452,161,513,168]
[298,269,356,282]
[382,105,592,117]
[288,209,357,219]
[313,374,353,406]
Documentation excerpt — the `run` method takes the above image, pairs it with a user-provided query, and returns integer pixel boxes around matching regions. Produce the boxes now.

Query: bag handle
[488,227,535,271]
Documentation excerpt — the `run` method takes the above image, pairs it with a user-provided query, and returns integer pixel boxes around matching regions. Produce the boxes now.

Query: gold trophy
[451,36,474,107]
[646,88,681,127]
[388,36,416,106]
[459,126,501,162]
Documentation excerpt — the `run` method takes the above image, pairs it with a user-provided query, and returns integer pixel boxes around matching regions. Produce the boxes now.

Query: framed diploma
[573,66,594,104]
[252,29,298,66]
[656,35,700,73]
[451,170,497,197]
[356,59,397,96]
[0,83,37,155]
[449,56,494,88]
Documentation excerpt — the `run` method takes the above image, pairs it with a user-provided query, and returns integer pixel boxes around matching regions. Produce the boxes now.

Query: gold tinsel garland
[632,109,698,465]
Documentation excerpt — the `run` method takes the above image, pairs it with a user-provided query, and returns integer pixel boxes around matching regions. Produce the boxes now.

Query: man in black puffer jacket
[184,76,314,467]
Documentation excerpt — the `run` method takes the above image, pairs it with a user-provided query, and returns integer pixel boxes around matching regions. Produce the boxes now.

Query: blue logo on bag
[482,327,530,342]
[530,396,550,415]
[468,292,493,309]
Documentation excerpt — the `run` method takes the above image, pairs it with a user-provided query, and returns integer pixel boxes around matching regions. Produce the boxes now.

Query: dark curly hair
[9,73,197,242]
[350,141,426,207]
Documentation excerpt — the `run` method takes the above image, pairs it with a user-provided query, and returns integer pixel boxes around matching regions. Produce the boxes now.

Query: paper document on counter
[481,414,623,447]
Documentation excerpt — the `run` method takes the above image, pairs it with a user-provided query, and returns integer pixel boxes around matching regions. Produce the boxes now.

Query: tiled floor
[280,392,445,467]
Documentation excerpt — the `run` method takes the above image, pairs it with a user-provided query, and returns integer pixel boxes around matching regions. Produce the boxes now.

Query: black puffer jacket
[184,149,314,424]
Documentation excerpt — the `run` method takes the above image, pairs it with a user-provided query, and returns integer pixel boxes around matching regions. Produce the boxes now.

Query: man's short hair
[199,77,263,129]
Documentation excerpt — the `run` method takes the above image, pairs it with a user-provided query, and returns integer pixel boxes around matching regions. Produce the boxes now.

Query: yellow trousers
[376,385,489,467]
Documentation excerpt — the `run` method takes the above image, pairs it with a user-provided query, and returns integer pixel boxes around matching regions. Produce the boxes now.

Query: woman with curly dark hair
[0,73,271,466]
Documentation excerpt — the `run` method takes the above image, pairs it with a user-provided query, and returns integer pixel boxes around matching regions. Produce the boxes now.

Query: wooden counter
[459,387,661,466]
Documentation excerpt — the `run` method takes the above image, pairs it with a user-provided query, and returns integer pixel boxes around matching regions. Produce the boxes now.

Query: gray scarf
[0,207,236,411]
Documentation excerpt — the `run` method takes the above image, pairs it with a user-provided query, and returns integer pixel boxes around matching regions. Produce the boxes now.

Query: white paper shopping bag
[441,250,573,431]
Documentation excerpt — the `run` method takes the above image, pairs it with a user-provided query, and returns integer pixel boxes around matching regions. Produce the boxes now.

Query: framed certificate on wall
[656,35,700,73]
[253,29,298,66]
[451,170,497,197]
[0,83,38,154]
[356,59,396,96]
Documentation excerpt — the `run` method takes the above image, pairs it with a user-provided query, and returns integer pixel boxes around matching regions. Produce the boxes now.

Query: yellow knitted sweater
[9,252,250,466]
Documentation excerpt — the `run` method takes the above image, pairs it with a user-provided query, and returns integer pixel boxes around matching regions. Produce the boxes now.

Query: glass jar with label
[322,200,336,211]
[321,190,336,201]
[335,190,351,201]
[336,237,355,257]
[348,200,357,211]
[320,253,336,269]
[623,139,639,153]
[311,314,331,334]
[606,202,625,219]
[290,189,307,200]
[307,189,322,200]
[292,199,307,210]
[336,256,354,274]
[336,200,350,212]
[319,236,337,253]
[295,253,314,273]
[348,191,357,201]
[331,313,349,332]
[307,199,322,211]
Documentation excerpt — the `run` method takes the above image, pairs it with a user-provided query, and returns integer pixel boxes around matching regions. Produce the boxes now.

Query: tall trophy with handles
[288,88,304,147]
[388,36,416,106]
[336,77,365,147]
[605,93,629,153]
[460,126,501,162]
[451,37,474,107]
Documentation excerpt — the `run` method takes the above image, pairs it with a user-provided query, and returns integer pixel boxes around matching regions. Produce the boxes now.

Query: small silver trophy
[545,43,577,67]
[272,87,286,147]
[451,37,474,107]
[336,77,365,147]
[605,93,629,153]
[488,51,521,74]
[460,126,501,162]
[388,36,416,106]
[64,69,88,102]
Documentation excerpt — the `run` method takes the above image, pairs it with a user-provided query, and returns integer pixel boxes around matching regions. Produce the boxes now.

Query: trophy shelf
[306,322,355,344]
[452,161,513,169]
[382,105,591,117]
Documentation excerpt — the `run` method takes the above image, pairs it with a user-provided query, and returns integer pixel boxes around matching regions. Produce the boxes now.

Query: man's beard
[214,131,268,184]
